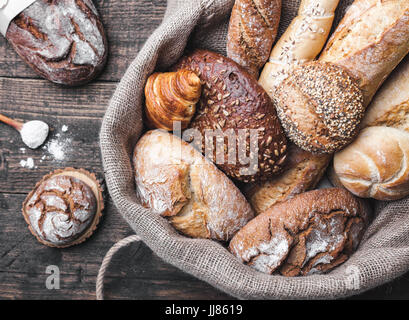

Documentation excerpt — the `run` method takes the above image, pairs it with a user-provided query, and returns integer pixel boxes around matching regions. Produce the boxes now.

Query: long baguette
[258,0,340,96]
[320,0,409,107]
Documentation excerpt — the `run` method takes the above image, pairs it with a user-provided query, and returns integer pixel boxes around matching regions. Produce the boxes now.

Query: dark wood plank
[0,193,232,300]
[0,0,167,82]
[0,77,112,194]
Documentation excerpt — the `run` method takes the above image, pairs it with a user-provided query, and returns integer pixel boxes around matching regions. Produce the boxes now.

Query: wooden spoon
[0,113,49,149]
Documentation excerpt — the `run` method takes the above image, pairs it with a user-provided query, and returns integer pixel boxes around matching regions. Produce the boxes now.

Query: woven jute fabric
[100,0,409,299]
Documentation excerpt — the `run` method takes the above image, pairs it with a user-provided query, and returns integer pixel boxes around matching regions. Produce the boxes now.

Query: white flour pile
[19,124,72,168]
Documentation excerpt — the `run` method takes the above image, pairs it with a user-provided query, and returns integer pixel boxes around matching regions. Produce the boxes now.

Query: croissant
[144,70,202,131]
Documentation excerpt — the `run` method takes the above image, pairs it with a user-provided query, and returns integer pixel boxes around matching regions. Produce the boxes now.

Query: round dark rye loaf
[172,49,287,183]
[6,0,108,86]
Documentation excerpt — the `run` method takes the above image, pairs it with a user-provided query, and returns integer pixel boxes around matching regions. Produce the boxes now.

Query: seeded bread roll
[172,49,288,183]
[320,0,409,107]
[133,130,255,241]
[227,0,282,77]
[242,143,331,215]
[229,188,369,276]
[273,61,364,154]
[6,0,108,86]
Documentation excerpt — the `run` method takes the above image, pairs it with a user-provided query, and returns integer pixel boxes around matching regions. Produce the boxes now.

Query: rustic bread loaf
[361,56,409,132]
[172,49,288,183]
[227,0,282,77]
[242,143,330,215]
[144,70,202,131]
[320,0,409,106]
[333,126,409,201]
[259,0,340,95]
[273,61,364,153]
[22,168,104,248]
[6,0,108,86]
[133,130,255,241]
[229,188,369,276]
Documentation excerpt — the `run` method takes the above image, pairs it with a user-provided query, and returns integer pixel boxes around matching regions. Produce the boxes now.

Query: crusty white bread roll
[259,0,340,96]
[361,56,409,132]
[333,126,409,200]
[320,0,409,107]
[133,130,254,241]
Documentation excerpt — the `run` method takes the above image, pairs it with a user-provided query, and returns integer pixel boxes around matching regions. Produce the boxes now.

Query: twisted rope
[96,235,142,300]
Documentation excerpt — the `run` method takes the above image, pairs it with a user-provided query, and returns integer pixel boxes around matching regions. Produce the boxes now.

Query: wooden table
[0,0,408,300]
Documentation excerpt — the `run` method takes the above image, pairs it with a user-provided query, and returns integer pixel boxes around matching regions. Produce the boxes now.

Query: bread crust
[273,61,364,153]
[361,56,409,132]
[333,126,409,200]
[320,0,409,106]
[172,49,288,183]
[229,188,369,276]
[133,130,254,241]
[243,143,331,215]
[6,0,108,86]
[227,0,282,77]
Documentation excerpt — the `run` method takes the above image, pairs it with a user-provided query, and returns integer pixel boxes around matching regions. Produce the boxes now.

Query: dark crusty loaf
[229,188,369,276]
[242,143,331,215]
[320,0,409,107]
[172,49,288,183]
[6,0,108,86]
[273,61,364,154]
[227,0,282,77]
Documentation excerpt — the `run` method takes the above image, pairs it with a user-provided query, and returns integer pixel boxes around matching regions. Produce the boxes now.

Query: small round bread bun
[172,49,288,183]
[133,130,254,241]
[22,168,104,248]
[273,61,364,154]
[333,126,409,200]
[229,188,369,276]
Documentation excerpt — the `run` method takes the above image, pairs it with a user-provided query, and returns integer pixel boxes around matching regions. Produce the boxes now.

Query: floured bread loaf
[133,130,254,241]
[230,188,369,276]
[6,0,108,85]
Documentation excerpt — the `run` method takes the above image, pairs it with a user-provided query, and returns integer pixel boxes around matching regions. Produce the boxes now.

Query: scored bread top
[229,188,368,276]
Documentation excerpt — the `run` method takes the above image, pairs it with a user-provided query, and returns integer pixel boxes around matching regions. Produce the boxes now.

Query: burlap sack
[100,0,409,299]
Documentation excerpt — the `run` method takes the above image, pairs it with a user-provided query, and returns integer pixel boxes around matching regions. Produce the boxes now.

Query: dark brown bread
[6,0,108,86]
[273,61,364,153]
[229,188,369,276]
[172,49,288,183]
[227,0,281,77]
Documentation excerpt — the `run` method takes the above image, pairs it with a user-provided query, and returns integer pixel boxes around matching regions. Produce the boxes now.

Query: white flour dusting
[20,157,36,169]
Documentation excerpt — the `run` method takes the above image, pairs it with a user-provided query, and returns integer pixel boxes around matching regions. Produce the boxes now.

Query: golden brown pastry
[229,188,369,276]
[133,130,254,241]
[227,0,282,77]
[144,70,202,131]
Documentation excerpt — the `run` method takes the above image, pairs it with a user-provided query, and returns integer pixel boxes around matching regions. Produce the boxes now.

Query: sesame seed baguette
[320,0,409,107]
[258,0,340,96]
